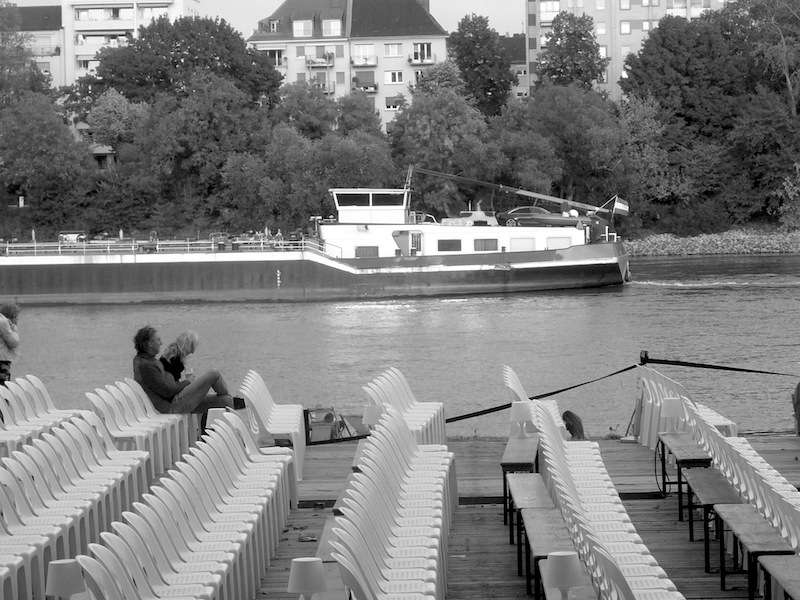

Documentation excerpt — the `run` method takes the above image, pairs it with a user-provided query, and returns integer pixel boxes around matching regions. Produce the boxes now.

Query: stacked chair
[71,410,293,600]
[0,375,151,600]
[238,369,306,480]
[503,366,684,600]
[329,407,456,600]
[362,367,445,445]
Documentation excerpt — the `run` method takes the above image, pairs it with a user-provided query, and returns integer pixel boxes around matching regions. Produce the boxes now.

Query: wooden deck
[255,434,800,599]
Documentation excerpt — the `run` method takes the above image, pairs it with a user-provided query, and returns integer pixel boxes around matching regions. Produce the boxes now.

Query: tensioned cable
[444,364,639,423]
[639,351,799,377]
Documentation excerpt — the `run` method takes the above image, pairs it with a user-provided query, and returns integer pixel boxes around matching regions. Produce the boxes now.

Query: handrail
[0,238,343,258]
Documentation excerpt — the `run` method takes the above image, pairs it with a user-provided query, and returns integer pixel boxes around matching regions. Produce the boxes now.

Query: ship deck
[255,433,800,600]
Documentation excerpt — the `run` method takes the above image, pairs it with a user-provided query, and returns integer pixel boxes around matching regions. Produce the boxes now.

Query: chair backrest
[24,374,58,411]
[593,544,636,600]
[503,365,530,403]
[76,554,126,600]
[100,530,162,594]
[88,542,145,600]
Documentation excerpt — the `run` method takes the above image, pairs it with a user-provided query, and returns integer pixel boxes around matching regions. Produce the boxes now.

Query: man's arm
[138,360,188,400]
[0,316,19,349]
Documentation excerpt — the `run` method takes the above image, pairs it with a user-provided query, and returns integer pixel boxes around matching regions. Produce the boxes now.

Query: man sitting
[132,325,245,416]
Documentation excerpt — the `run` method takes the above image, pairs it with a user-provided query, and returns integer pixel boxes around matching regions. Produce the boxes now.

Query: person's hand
[183,370,195,382]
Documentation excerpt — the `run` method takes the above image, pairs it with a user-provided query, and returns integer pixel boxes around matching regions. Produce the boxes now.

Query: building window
[322,19,341,36]
[474,239,498,252]
[385,43,402,57]
[620,0,630,9]
[293,19,312,37]
[528,37,537,49]
[355,246,379,258]
[36,61,50,73]
[385,96,403,110]
[336,71,345,85]
[528,13,536,25]
[621,45,631,58]
[384,70,403,84]
[269,19,279,32]
[412,42,432,62]
[438,240,461,252]
[296,46,305,57]
[642,20,650,30]
[598,69,608,83]
[596,0,606,8]
[540,1,560,22]
[567,0,584,8]
[620,21,631,34]
[599,45,607,58]
[414,69,424,83]
[296,72,306,82]
[264,49,283,65]
[596,22,606,35]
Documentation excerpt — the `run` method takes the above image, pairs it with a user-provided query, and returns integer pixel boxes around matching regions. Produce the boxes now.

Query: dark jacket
[160,355,184,382]
[133,352,189,412]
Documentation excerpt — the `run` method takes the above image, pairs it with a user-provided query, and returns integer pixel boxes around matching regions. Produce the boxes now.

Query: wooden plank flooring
[257,434,800,599]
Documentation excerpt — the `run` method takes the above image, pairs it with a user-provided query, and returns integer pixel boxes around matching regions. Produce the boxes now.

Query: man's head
[0,303,19,324]
[134,325,161,356]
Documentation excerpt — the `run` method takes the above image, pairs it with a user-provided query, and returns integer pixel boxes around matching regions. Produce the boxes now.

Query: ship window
[474,239,498,251]
[355,246,379,258]
[337,193,370,206]
[372,193,404,206]
[438,239,461,252]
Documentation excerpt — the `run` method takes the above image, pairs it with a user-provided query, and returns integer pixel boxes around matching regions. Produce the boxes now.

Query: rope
[639,351,800,378]
[445,363,639,424]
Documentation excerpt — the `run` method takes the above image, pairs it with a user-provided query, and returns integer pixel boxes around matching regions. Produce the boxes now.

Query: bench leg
[517,511,523,576]
[748,553,756,600]
[704,507,711,573]
[525,531,532,596]
[503,470,509,525]
[677,465,684,521]
[688,485,695,542]
[720,518,727,590]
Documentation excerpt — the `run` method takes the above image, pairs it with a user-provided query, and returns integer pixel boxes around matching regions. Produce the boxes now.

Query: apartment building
[525,0,727,97]
[14,0,202,87]
[247,0,447,130]
[499,33,530,99]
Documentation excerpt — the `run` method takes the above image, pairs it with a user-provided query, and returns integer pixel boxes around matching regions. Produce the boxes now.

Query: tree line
[0,2,798,242]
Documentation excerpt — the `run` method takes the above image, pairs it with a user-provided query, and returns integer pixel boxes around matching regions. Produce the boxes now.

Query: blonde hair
[162,330,198,360]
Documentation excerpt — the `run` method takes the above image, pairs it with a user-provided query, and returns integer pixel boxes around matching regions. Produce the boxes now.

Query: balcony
[407,53,436,65]
[351,55,377,67]
[306,54,334,68]
[311,81,336,95]
[30,45,60,56]
[352,82,378,94]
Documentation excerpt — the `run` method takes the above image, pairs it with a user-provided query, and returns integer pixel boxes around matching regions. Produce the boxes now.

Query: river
[11,254,800,438]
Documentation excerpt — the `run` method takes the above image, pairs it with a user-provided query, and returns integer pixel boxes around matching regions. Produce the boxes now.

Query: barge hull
[0,242,628,304]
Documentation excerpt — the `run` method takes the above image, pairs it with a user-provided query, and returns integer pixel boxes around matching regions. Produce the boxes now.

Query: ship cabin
[321,188,592,260]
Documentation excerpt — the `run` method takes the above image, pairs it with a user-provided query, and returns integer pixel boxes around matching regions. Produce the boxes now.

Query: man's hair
[133,326,157,353]
[0,303,19,322]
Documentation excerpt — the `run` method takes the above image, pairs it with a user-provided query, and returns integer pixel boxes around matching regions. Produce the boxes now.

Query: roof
[250,0,348,41]
[498,34,526,64]
[351,0,446,37]
[17,6,61,31]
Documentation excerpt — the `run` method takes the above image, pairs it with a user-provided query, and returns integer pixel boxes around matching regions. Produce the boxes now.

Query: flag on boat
[612,195,629,216]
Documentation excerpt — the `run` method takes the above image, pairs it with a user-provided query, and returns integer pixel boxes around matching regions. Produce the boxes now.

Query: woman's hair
[162,330,199,360]
[0,303,19,323]
[562,410,586,440]
[133,326,157,354]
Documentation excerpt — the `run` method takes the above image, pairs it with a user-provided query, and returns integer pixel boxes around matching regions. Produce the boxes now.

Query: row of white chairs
[330,407,456,600]
[71,410,295,600]
[85,378,195,480]
[239,370,306,480]
[532,401,685,600]
[502,365,569,439]
[0,375,94,458]
[0,410,150,600]
[362,368,446,445]
[684,402,800,553]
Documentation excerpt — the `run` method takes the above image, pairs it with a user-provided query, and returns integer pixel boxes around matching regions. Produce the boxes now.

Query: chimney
[416,0,430,12]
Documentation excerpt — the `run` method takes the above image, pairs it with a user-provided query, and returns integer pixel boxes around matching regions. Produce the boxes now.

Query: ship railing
[2,238,346,259]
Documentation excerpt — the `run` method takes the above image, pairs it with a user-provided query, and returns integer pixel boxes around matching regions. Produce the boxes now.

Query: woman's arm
[0,317,19,349]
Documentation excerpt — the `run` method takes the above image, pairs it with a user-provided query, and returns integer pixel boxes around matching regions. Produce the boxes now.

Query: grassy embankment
[624,229,800,256]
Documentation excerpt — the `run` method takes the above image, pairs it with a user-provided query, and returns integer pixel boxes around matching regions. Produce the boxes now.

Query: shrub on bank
[624,230,800,256]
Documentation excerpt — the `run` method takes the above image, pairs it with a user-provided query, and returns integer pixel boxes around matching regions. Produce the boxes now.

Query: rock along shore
[624,230,800,257]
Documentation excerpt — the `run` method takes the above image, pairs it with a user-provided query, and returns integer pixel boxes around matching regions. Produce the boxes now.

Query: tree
[747,0,800,117]
[621,11,761,137]
[537,12,609,88]
[412,60,467,96]
[86,88,149,147]
[447,14,517,116]
[270,81,338,139]
[336,91,382,137]
[778,163,800,230]
[0,92,96,236]
[0,1,49,106]
[92,16,282,104]
[390,88,500,216]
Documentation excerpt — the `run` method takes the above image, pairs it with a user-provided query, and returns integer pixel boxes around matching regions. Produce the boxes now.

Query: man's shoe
[232,396,247,410]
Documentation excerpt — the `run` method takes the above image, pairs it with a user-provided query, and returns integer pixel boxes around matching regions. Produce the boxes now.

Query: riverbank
[624,229,800,256]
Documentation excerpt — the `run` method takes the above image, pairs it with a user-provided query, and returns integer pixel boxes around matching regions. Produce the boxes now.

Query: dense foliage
[1,4,799,241]
[537,12,610,88]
